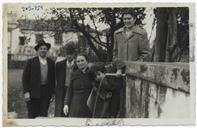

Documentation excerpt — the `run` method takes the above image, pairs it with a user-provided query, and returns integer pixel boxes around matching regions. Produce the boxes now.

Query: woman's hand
[63,105,69,116]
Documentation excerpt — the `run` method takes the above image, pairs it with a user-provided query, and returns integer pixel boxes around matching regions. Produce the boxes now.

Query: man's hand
[63,105,69,116]
[50,94,55,103]
[24,92,30,102]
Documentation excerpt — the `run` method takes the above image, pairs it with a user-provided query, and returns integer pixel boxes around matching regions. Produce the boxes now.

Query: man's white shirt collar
[67,60,74,68]
[39,56,47,65]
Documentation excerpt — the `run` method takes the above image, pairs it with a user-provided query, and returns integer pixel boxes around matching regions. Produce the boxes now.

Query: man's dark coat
[54,59,68,117]
[22,56,55,99]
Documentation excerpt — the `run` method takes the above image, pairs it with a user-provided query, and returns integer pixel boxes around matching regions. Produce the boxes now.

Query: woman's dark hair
[122,9,136,19]
[75,52,89,62]
[72,52,89,71]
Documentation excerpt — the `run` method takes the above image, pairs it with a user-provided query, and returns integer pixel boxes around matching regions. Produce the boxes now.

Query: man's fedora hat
[34,39,51,51]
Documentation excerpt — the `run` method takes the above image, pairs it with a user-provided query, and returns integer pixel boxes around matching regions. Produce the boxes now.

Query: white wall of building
[9,29,80,56]
[10,28,21,54]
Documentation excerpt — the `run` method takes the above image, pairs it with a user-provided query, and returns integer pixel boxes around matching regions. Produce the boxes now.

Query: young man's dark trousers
[26,85,51,118]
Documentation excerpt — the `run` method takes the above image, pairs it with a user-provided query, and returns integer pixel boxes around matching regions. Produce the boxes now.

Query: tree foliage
[50,8,146,62]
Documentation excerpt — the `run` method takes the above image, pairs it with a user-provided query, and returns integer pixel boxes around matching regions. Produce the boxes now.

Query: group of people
[22,10,150,118]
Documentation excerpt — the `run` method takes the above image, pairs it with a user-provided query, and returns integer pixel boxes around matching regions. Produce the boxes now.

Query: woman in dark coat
[63,53,92,118]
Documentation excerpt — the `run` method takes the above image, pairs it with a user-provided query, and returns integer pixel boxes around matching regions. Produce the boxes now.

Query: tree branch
[90,12,104,44]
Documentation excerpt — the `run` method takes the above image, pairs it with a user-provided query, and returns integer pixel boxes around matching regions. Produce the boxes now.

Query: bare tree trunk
[165,9,177,62]
[153,8,169,62]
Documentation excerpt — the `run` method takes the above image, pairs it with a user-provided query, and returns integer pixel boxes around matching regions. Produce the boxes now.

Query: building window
[54,32,62,45]
[19,36,26,45]
[35,34,43,43]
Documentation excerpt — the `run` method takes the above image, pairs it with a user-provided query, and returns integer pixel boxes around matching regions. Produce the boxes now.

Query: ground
[8,69,55,118]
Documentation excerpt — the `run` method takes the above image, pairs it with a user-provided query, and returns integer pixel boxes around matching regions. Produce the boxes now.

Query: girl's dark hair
[122,9,136,19]
[75,52,89,62]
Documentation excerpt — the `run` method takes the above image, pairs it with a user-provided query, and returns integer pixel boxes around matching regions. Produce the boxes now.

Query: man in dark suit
[54,43,76,117]
[22,39,55,118]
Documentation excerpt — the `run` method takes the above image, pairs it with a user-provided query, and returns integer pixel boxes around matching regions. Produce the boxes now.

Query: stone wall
[124,61,191,118]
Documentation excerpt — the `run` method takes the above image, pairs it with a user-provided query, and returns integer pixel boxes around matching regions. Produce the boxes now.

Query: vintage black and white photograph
[2,2,195,126]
